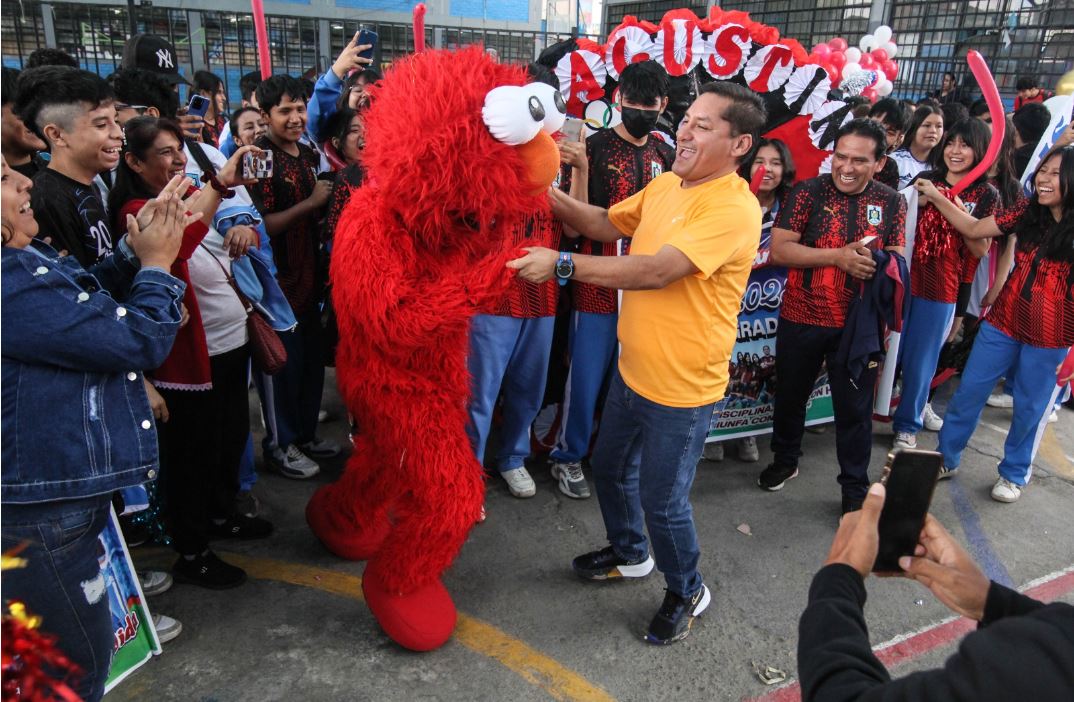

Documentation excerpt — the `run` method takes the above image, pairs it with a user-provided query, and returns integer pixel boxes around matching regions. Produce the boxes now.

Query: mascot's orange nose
[516,130,560,195]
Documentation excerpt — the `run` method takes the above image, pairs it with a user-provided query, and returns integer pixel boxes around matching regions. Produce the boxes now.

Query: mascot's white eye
[527,82,567,134]
[482,85,543,146]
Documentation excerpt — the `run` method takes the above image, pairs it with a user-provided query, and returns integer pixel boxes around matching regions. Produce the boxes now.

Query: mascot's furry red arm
[306,46,563,652]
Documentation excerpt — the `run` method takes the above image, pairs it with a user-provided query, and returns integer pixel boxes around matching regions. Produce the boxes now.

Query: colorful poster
[102,505,161,694]
[707,234,835,440]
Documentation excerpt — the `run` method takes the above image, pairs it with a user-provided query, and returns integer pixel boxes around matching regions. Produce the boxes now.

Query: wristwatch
[554,252,575,286]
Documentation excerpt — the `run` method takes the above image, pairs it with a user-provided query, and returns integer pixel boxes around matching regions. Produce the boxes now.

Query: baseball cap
[121,34,191,86]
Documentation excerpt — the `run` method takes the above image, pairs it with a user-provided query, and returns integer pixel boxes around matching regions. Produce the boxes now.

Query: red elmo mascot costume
[306,46,563,652]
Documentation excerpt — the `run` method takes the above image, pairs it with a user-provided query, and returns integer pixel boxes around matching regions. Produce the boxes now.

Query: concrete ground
[110,372,1074,702]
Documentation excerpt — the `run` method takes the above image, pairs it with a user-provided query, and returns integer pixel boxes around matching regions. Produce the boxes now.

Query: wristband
[202,173,235,199]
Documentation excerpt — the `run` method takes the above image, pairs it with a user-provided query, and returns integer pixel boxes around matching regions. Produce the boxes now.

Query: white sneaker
[268,445,320,479]
[501,466,536,498]
[550,461,590,499]
[298,437,341,458]
[737,436,759,462]
[893,431,917,450]
[986,392,1014,408]
[139,570,173,597]
[702,442,724,462]
[152,613,183,643]
[921,403,944,432]
[991,478,1022,503]
[1048,409,1058,423]
[317,409,329,423]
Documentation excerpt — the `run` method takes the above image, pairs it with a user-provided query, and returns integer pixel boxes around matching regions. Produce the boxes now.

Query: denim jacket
[1,240,185,504]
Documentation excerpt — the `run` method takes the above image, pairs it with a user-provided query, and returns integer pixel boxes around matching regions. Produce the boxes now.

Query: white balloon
[859,35,877,53]
[845,47,862,63]
[881,41,898,58]
[877,79,893,97]
[844,61,862,76]
[874,25,893,44]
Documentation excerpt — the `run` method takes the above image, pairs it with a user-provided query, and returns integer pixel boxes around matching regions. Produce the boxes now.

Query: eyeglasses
[116,103,149,114]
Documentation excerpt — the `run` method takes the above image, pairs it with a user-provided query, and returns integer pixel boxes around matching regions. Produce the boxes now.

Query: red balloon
[862,86,878,102]
[859,54,877,70]
[813,43,831,58]
[828,37,848,52]
[882,59,899,81]
[871,48,889,64]
[807,52,821,64]
[829,51,847,69]
[824,64,841,84]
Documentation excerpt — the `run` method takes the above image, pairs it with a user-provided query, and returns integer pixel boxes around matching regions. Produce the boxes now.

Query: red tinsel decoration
[2,604,82,702]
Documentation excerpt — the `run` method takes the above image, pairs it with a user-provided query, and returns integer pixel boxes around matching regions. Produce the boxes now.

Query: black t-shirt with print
[30,168,113,267]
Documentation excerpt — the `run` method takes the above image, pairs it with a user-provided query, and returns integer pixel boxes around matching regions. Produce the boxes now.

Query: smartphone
[187,94,211,120]
[872,449,943,572]
[560,117,584,142]
[357,28,378,61]
[243,150,273,180]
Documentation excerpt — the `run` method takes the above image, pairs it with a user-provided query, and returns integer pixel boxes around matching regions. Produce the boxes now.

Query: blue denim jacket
[1,240,186,504]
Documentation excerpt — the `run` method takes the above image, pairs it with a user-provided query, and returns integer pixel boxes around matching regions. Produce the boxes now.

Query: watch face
[555,259,573,278]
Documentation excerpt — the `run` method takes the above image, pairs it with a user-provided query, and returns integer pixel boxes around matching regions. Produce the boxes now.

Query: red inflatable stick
[251,0,272,79]
[950,51,1004,197]
[749,165,766,194]
[1058,348,1074,387]
[413,4,426,53]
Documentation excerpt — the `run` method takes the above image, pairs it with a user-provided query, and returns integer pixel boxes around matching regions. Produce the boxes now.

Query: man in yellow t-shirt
[509,81,764,645]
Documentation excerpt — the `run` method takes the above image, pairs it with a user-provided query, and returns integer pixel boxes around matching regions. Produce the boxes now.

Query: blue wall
[335,0,415,10]
[449,0,529,22]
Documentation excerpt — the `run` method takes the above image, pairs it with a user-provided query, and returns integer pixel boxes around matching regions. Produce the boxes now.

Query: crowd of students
[1,33,1072,699]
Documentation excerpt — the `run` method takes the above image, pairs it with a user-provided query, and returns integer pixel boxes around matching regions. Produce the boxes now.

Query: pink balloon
[862,86,878,102]
[882,59,899,81]
[829,51,847,69]
[813,43,831,58]
[859,54,877,70]
[828,37,848,52]
[871,48,889,64]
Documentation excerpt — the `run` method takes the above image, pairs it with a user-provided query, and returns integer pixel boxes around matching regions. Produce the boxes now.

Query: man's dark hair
[13,66,114,140]
[969,98,989,119]
[358,66,382,83]
[25,48,79,69]
[941,102,969,131]
[697,80,766,139]
[869,97,910,133]
[256,75,307,112]
[618,60,669,107]
[193,70,223,95]
[1015,75,1039,92]
[1012,102,1051,146]
[916,96,941,110]
[526,63,557,89]
[109,67,179,118]
[240,71,262,104]
[229,105,261,138]
[836,118,888,161]
[1,67,19,107]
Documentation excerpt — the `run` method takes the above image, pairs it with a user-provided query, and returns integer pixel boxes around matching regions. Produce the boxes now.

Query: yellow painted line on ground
[135,550,616,702]
[1038,426,1074,480]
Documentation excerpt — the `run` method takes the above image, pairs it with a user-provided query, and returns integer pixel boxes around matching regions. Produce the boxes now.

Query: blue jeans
[466,314,554,471]
[938,322,1067,485]
[1,495,114,702]
[893,296,955,434]
[591,370,715,598]
[551,311,619,463]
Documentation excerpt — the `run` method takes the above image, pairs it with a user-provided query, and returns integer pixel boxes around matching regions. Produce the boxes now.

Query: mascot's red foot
[305,485,389,561]
[362,560,457,652]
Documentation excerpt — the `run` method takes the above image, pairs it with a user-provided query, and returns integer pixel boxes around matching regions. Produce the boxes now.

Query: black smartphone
[357,28,378,62]
[872,448,942,572]
[186,94,211,120]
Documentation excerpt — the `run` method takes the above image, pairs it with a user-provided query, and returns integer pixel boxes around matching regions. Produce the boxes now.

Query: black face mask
[620,107,661,140]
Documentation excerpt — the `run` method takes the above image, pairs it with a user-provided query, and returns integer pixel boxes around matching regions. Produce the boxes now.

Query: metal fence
[1,0,596,105]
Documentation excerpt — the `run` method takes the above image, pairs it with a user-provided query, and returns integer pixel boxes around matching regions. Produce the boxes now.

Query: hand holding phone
[357,28,378,62]
[873,449,942,572]
[187,94,211,120]
[559,117,583,143]
[243,150,273,180]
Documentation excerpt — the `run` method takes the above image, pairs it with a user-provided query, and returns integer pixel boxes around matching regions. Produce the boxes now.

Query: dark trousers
[770,319,877,501]
[158,344,251,555]
[255,307,325,451]
[1,495,113,701]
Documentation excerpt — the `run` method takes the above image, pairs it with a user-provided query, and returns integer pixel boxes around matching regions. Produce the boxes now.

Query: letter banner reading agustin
[707,235,834,442]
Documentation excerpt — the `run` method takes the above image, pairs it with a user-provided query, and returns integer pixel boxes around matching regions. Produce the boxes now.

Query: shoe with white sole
[298,437,341,458]
[551,461,590,499]
[893,431,917,450]
[572,546,654,580]
[986,392,1014,408]
[645,584,711,645]
[737,436,759,462]
[921,403,944,431]
[991,478,1022,503]
[139,570,173,597]
[152,613,183,643]
[702,442,724,462]
[1048,409,1058,423]
[501,466,536,498]
[267,445,320,479]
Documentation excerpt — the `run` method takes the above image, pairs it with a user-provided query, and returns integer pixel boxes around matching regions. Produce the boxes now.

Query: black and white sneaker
[551,461,590,499]
[172,551,246,590]
[572,546,654,580]
[758,463,799,491]
[645,584,711,645]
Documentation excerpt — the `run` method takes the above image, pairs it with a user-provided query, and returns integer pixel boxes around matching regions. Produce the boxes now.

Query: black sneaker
[572,546,654,580]
[645,584,711,645]
[172,551,246,589]
[758,463,799,491]
[209,514,274,540]
[841,496,864,515]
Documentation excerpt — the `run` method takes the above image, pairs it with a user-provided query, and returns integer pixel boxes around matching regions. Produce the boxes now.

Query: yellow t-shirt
[607,171,761,408]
